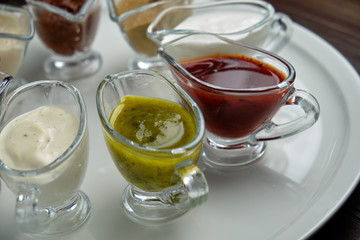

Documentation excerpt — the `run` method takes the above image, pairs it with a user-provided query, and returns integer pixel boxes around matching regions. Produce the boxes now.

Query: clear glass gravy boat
[147,0,293,54]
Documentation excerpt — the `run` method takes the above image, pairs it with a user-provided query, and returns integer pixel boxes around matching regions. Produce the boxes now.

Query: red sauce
[178,55,290,139]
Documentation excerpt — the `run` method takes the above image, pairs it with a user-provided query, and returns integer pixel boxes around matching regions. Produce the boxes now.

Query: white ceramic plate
[1,6,360,240]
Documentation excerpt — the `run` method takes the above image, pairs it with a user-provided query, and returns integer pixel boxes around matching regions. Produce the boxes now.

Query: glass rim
[26,0,99,22]
[159,33,296,93]
[96,70,205,155]
[106,0,185,23]
[0,3,34,41]
[0,80,87,177]
[147,0,275,40]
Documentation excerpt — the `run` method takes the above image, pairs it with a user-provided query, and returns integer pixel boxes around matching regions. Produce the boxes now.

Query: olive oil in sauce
[110,95,196,149]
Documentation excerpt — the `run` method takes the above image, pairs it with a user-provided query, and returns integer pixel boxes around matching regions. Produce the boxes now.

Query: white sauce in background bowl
[174,11,264,34]
[0,12,26,76]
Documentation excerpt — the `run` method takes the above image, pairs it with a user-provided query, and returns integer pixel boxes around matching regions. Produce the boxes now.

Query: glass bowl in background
[0,3,34,80]
[27,0,102,81]
[147,0,293,54]
[106,0,192,70]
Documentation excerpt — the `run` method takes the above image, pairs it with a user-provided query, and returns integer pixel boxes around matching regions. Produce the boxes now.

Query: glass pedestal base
[200,139,267,172]
[44,50,102,81]
[16,191,91,234]
[122,185,189,226]
[128,56,166,71]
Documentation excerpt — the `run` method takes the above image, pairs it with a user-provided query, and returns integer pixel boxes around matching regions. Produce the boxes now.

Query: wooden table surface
[267,0,360,239]
[1,0,360,239]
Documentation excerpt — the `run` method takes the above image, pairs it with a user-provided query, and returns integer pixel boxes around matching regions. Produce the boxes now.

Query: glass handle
[264,13,293,52]
[255,89,320,141]
[170,160,209,208]
[15,188,50,233]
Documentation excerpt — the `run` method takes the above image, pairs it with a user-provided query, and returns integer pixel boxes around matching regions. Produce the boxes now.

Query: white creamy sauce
[0,12,26,76]
[160,10,269,49]
[0,106,78,170]
[175,11,264,34]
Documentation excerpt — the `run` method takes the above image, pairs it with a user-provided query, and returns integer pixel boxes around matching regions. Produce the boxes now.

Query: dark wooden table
[267,0,360,239]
